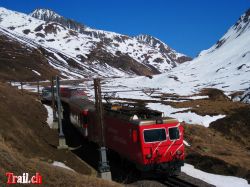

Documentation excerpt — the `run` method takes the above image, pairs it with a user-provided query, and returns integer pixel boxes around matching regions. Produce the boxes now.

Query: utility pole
[94,78,112,181]
[56,76,68,149]
[51,76,58,129]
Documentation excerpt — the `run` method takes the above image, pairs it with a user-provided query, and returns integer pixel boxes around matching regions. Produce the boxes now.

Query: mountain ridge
[30,8,191,65]
[30,8,87,33]
[0,7,192,80]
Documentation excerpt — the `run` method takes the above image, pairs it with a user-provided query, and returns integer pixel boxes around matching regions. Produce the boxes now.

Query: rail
[161,176,198,187]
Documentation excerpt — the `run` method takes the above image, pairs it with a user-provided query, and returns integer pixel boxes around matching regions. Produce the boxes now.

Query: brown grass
[0,32,60,82]
[0,82,121,186]
[0,140,120,187]
[184,124,250,182]
[168,88,246,116]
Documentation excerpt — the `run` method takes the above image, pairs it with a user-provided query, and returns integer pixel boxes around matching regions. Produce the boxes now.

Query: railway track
[161,177,198,187]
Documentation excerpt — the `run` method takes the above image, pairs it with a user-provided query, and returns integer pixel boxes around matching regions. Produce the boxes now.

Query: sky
[0,0,249,57]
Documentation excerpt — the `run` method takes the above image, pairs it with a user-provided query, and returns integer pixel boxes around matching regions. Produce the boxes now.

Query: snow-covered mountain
[0,7,191,80]
[240,88,250,103]
[30,9,87,33]
[233,87,250,103]
[136,34,191,64]
[106,8,250,95]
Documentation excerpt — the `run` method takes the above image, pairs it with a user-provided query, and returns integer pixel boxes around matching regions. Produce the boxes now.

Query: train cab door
[130,127,141,162]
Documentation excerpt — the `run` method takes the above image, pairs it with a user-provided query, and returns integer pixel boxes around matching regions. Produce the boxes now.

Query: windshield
[169,127,180,140]
[144,128,166,143]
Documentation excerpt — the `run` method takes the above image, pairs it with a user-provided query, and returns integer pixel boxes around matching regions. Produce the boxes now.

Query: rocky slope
[0,7,191,80]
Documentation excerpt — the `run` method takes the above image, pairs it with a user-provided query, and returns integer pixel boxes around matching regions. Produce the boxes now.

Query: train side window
[168,127,180,140]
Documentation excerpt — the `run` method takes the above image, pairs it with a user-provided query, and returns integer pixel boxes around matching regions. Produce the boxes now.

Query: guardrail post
[94,78,112,181]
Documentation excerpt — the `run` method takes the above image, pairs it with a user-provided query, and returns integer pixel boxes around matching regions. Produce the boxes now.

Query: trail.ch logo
[5,172,42,184]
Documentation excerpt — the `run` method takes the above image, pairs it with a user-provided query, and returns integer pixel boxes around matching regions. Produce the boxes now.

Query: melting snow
[185,95,209,100]
[184,140,191,147]
[182,164,250,187]
[52,161,75,172]
[147,103,225,127]
[32,70,41,76]
[43,104,53,128]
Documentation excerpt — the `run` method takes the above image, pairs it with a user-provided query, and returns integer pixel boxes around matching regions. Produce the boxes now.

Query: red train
[57,87,184,175]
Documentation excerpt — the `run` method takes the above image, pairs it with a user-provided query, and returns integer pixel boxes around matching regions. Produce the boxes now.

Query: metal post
[94,78,111,181]
[51,77,56,121]
[20,82,23,93]
[37,81,40,95]
[56,76,68,149]
[94,78,105,145]
[51,76,58,129]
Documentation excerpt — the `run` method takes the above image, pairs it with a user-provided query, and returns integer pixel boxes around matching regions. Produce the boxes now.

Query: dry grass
[0,33,60,82]
[160,89,250,182]
[0,82,121,186]
[168,88,246,116]
[184,124,250,182]
[0,140,120,187]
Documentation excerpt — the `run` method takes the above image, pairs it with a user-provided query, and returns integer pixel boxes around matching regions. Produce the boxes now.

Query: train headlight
[146,154,152,159]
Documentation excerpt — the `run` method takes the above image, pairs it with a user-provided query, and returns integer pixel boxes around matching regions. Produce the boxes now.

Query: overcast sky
[0,0,249,57]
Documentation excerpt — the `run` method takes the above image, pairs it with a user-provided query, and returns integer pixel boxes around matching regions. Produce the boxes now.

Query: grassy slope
[0,32,60,82]
[0,82,120,187]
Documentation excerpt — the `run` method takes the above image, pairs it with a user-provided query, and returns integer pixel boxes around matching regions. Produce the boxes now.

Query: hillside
[0,82,121,186]
[0,7,191,81]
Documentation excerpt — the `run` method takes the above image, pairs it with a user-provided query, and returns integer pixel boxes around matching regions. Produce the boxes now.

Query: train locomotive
[47,87,185,175]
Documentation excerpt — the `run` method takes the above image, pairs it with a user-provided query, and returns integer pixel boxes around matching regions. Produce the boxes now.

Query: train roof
[67,98,178,126]
[130,118,179,126]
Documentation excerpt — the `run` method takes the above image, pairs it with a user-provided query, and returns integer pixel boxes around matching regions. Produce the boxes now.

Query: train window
[144,128,166,143]
[168,127,180,140]
[83,115,88,124]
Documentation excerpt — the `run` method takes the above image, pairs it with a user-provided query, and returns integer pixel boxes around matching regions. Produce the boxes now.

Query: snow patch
[147,103,225,127]
[186,95,209,100]
[184,140,191,147]
[182,163,250,187]
[32,70,41,76]
[52,161,75,172]
[43,104,53,128]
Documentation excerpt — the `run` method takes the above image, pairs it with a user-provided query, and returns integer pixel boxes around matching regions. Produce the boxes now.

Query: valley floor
[2,80,250,187]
